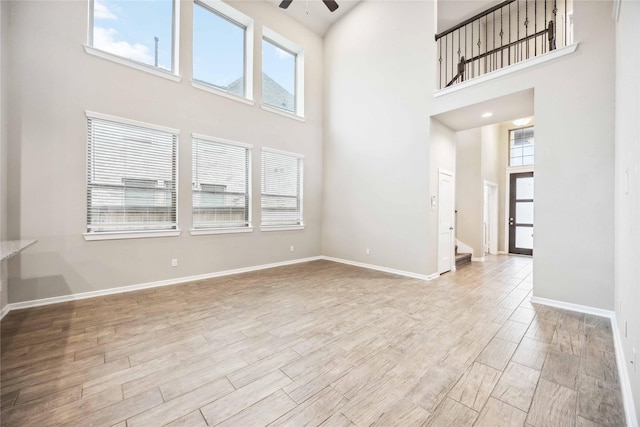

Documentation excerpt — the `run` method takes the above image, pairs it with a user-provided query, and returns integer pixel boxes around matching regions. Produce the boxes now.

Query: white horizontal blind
[261,149,303,227]
[86,114,178,233]
[192,136,251,229]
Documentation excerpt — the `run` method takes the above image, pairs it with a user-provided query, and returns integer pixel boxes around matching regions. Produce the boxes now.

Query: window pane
[262,39,295,112]
[87,116,178,233]
[192,138,250,229]
[193,2,245,96]
[261,150,303,226]
[509,126,535,167]
[92,0,173,70]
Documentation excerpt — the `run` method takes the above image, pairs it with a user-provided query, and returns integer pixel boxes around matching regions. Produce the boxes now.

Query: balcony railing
[436,0,573,89]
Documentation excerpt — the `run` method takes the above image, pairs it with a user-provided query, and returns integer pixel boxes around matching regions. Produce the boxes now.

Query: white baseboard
[5,256,323,313]
[471,257,486,262]
[531,296,638,426]
[426,272,440,280]
[320,256,430,281]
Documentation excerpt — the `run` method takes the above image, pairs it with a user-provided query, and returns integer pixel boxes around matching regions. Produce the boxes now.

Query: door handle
[449,227,454,230]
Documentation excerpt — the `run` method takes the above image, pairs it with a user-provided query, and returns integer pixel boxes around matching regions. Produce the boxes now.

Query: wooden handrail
[435,0,516,41]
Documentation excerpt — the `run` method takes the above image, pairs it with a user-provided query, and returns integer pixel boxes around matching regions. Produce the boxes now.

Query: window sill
[260,225,305,232]
[83,229,182,241]
[84,46,181,83]
[261,105,305,122]
[192,81,254,106]
[190,227,253,236]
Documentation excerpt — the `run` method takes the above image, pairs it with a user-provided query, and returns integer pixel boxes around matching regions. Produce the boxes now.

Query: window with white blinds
[86,112,178,235]
[261,148,304,228]
[192,135,252,231]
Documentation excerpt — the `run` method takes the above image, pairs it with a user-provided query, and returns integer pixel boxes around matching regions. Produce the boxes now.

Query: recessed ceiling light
[513,117,532,126]
[482,112,493,118]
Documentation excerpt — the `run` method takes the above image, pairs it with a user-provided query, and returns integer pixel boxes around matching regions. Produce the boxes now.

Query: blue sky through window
[92,0,297,102]
[93,0,173,70]
[263,39,295,96]
[193,2,245,91]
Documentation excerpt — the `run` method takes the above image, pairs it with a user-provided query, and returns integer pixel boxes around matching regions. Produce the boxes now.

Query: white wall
[455,128,483,257]
[428,118,456,274]
[433,0,616,310]
[614,0,640,419]
[322,1,433,275]
[5,0,324,303]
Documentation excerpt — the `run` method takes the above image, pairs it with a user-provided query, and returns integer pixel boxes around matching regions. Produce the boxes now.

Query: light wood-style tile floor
[0,256,626,426]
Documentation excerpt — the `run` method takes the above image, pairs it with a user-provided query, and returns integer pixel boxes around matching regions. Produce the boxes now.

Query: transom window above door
[509,126,535,167]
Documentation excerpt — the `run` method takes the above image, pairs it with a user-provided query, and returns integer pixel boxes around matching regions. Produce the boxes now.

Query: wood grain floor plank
[0,257,624,426]
[127,377,234,427]
[426,397,478,427]
[475,397,527,426]
[200,369,292,425]
[218,390,297,427]
[526,378,577,426]
[491,362,540,412]
[447,362,501,411]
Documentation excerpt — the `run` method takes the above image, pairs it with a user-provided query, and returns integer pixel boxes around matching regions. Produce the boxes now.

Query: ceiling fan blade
[279,0,293,9]
[322,0,339,12]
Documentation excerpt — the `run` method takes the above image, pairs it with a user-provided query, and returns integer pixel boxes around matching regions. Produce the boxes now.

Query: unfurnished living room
[0,0,638,425]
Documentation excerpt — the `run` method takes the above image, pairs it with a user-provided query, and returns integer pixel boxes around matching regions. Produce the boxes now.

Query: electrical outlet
[365,248,370,256]
[290,245,295,252]
[171,259,178,267]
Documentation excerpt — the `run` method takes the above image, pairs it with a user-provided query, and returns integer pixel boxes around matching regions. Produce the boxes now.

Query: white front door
[438,170,455,274]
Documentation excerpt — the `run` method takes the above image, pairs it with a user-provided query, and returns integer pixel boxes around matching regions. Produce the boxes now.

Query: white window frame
[262,27,304,120]
[191,0,254,104]
[85,0,181,82]
[508,126,535,167]
[84,111,181,241]
[260,147,304,231]
[190,134,253,235]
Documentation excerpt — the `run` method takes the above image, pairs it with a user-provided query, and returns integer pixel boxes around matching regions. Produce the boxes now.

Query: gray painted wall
[614,0,640,417]
[5,0,324,303]
[322,1,433,275]
[455,128,483,258]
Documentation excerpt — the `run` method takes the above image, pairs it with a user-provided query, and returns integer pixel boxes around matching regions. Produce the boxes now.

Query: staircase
[455,245,472,268]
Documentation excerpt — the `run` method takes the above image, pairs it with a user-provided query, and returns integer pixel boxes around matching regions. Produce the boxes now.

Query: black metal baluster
[471,22,474,78]
[525,0,529,59]
[444,35,448,89]
[544,0,547,54]
[553,0,558,50]
[534,0,537,55]
[485,15,488,73]
[564,0,567,47]
[438,39,443,89]
[500,6,504,68]
[465,25,468,81]
[508,2,512,65]
[517,0,520,62]
[478,19,481,77]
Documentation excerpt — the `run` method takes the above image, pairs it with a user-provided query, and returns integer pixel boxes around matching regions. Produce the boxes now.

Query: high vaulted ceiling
[265,0,500,37]
[264,0,362,36]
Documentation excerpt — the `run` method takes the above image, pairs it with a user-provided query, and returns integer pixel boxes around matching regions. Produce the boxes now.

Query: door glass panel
[516,177,534,199]
[516,202,534,224]
[516,226,534,249]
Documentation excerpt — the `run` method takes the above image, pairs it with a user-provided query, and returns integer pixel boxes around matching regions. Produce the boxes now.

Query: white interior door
[438,170,455,274]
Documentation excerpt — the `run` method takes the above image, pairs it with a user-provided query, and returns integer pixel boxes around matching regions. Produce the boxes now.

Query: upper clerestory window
[192,0,254,101]
[87,0,179,78]
[262,27,304,118]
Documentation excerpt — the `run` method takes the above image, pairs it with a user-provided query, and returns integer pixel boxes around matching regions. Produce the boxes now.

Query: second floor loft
[436,0,574,90]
